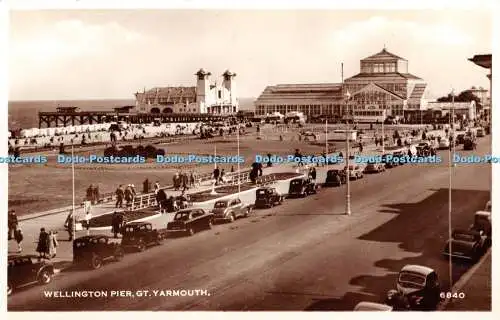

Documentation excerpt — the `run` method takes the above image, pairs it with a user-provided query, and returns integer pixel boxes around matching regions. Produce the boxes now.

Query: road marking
[437,248,491,310]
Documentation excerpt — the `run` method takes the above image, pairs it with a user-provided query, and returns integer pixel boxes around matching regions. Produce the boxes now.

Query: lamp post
[345,90,352,216]
[448,90,455,288]
[382,109,386,154]
[71,141,76,247]
[210,144,218,195]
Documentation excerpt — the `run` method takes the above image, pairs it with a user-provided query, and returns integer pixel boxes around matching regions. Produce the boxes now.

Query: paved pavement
[7,134,491,311]
[443,250,491,311]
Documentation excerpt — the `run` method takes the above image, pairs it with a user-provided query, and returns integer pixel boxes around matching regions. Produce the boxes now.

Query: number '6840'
[440,292,466,299]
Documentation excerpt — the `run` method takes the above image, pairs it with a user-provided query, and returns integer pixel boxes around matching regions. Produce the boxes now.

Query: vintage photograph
[6,8,492,311]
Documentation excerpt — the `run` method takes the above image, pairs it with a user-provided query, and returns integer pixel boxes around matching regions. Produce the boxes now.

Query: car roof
[453,229,481,237]
[475,211,491,217]
[401,264,434,275]
[75,234,110,241]
[125,222,149,226]
[8,254,40,261]
[354,302,393,311]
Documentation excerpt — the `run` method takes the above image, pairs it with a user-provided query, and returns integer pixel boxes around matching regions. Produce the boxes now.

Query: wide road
[8,137,491,311]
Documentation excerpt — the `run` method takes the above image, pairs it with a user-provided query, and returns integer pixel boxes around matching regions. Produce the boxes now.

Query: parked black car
[463,137,477,150]
[166,208,214,236]
[8,255,55,296]
[121,222,168,252]
[443,229,487,262]
[288,177,318,198]
[73,235,125,269]
[254,187,284,208]
[324,169,346,187]
[394,265,441,310]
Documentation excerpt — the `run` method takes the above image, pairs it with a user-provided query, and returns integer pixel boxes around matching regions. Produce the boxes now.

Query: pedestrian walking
[14,227,23,253]
[8,210,18,240]
[115,185,124,208]
[124,184,134,208]
[36,228,49,258]
[86,185,94,203]
[111,212,121,238]
[65,212,75,241]
[181,172,189,191]
[48,231,59,259]
[93,185,100,204]
[220,169,226,184]
[213,167,220,185]
[143,178,150,194]
[156,188,167,214]
[189,171,195,187]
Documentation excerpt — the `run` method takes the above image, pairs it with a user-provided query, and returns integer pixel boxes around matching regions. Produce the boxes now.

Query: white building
[133,69,239,114]
[426,101,477,120]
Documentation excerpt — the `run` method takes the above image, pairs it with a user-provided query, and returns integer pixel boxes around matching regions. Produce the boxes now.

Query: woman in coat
[48,231,59,258]
[36,228,49,258]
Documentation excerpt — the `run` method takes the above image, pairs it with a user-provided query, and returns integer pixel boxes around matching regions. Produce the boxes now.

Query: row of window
[361,62,397,74]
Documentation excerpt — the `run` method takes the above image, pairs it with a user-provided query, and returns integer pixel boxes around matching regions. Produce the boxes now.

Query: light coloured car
[485,201,491,212]
[344,164,364,180]
[354,302,393,311]
[211,198,252,223]
[438,139,450,149]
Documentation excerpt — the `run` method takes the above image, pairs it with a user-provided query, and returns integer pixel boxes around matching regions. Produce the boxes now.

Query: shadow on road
[304,188,490,311]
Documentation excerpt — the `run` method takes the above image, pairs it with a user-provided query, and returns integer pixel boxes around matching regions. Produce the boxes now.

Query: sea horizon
[7,97,256,130]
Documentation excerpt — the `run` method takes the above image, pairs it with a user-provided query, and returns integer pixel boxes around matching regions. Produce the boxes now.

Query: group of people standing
[85,184,100,204]
[115,184,137,208]
[173,171,197,191]
[36,228,59,259]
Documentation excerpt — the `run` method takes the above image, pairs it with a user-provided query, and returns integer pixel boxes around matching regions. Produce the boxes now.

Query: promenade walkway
[442,250,492,311]
[7,140,393,270]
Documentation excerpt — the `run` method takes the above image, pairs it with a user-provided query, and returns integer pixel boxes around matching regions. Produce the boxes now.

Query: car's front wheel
[207,219,213,229]
[90,254,103,270]
[137,240,146,252]
[229,213,235,223]
[114,247,124,261]
[187,227,195,236]
[7,283,13,296]
[38,270,52,285]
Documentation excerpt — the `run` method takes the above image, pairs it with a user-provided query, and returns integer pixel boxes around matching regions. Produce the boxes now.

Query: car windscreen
[214,202,227,208]
[453,233,476,242]
[398,272,426,288]
[174,212,191,221]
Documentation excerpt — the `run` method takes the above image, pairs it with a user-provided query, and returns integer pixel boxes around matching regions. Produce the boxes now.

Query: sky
[8,9,493,101]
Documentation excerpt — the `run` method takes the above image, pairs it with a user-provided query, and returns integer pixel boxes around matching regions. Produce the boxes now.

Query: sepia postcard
[1,0,496,317]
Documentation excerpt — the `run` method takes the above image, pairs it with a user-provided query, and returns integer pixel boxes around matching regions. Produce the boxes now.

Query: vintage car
[364,161,386,173]
[344,164,364,180]
[463,137,477,150]
[443,229,487,261]
[395,264,441,311]
[121,222,168,252]
[166,208,214,236]
[73,235,124,270]
[455,133,466,145]
[8,255,55,295]
[324,169,346,187]
[485,200,491,212]
[438,138,450,150]
[211,198,252,223]
[470,210,491,246]
[288,177,318,198]
[254,187,284,208]
[476,128,485,137]
[353,302,393,311]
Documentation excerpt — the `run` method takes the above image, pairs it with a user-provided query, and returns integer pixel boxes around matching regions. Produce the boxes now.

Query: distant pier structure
[39,68,239,128]
[38,105,230,128]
